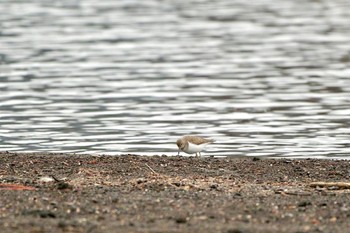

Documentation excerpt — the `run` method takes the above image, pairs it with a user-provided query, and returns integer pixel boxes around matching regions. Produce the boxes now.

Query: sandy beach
[0,152,349,233]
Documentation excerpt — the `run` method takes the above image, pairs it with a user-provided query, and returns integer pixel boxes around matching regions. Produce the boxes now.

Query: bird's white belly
[183,142,208,154]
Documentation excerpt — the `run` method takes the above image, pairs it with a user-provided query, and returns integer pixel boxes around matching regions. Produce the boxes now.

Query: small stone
[227,228,244,233]
[172,182,181,187]
[39,176,55,183]
[137,178,147,184]
[233,192,242,198]
[39,210,56,218]
[274,189,284,194]
[50,202,58,207]
[174,215,187,224]
[298,201,312,207]
[57,182,71,190]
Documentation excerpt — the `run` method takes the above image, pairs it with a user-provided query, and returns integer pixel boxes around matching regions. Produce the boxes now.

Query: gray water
[1,0,350,158]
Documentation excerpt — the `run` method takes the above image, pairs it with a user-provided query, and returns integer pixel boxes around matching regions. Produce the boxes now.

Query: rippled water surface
[1,0,350,158]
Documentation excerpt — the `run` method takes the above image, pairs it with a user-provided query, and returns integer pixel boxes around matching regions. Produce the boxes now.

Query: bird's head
[176,138,186,150]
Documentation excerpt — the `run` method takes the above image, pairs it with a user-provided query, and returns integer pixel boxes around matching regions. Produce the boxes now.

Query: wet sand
[0,152,349,233]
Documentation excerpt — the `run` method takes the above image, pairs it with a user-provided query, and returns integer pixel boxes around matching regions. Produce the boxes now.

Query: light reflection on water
[1,0,350,158]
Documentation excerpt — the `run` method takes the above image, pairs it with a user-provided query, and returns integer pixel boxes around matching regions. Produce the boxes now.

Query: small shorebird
[176,135,214,157]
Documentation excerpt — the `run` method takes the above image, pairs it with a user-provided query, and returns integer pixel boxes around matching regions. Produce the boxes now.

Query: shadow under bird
[176,135,214,157]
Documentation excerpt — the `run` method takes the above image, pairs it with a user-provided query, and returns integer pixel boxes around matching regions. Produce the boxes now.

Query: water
[1,0,350,158]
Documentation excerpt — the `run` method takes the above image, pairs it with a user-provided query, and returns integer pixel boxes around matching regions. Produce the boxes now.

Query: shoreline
[1,152,350,232]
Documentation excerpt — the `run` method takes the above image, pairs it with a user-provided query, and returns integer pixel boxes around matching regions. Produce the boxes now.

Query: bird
[176,135,214,157]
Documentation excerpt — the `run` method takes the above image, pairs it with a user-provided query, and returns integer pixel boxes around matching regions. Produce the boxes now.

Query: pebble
[137,178,147,184]
[298,201,312,207]
[57,182,71,190]
[39,176,55,183]
[227,228,244,233]
[174,215,187,224]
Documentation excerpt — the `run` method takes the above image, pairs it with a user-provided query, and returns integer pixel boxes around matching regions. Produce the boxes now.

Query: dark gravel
[0,152,350,233]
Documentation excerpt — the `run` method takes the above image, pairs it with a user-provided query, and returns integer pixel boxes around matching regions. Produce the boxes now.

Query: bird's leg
[177,150,180,156]
[195,153,198,157]
[199,152,201,157]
